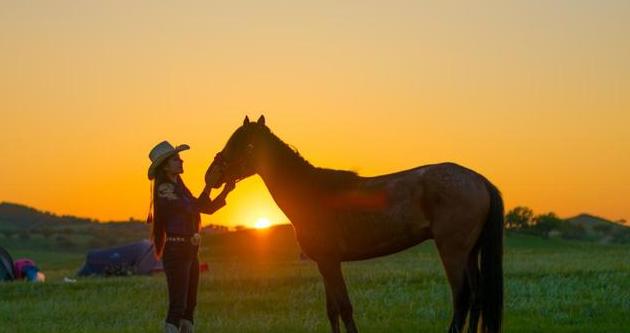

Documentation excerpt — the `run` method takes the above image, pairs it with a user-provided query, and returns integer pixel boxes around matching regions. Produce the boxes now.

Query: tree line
[505,206,629,243]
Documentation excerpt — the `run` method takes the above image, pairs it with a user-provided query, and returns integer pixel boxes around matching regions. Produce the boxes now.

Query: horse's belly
[333,210,432,260]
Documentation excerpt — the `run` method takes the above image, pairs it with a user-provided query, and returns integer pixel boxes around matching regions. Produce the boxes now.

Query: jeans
[162,240,199,326]
[23,265,39,282]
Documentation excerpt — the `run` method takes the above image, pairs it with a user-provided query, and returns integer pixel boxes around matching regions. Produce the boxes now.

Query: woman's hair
[149,164,183,258]
[149,168,166,258]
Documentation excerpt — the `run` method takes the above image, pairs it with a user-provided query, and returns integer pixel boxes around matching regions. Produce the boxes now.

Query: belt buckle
[190,233,201,246]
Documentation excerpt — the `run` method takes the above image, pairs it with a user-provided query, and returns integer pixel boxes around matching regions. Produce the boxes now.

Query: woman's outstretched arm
[196,181,235,214]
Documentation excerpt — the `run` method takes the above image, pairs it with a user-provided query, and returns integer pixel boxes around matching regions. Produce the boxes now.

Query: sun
[254,217,272,229]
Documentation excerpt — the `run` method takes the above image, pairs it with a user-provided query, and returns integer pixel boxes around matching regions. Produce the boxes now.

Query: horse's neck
[257,139,317,221]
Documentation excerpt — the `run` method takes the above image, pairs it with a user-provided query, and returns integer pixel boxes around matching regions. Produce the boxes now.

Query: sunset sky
[1,1,628,228]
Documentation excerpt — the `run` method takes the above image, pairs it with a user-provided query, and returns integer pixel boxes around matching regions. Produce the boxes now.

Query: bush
[506,207,534,230]
[531,213,564,238]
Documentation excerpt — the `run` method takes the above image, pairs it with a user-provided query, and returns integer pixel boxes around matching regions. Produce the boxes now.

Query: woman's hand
[224,180,236,193]
[201,185,212,196]
[214,180,235,202]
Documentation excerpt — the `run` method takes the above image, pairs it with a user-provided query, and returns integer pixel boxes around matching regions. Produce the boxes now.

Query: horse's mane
[261,127,359,189]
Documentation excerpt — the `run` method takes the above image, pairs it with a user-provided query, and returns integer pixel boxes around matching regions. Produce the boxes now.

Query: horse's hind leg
[435,241,472,333]
[466,248,481,333]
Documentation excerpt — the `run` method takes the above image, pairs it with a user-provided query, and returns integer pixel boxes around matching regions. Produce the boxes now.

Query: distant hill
[565,213,630,243]
[0,202,137,229]
[566,213,625,228]
[0,202,149,250]
[0,202,261,252]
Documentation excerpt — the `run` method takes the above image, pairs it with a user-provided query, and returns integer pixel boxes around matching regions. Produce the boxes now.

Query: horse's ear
[243,116,250,125]
[257,115,266,126]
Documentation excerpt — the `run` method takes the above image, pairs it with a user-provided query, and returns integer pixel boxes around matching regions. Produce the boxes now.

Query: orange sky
[1,2,629,227]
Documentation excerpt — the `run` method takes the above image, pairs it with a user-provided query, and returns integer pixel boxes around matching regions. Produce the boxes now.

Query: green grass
[1,232,629,332]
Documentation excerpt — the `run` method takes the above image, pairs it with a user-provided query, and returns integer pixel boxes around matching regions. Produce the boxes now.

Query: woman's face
[163,154,184,175]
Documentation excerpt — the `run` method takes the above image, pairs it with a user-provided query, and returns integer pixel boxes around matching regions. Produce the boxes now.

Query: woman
[147,140,235,333]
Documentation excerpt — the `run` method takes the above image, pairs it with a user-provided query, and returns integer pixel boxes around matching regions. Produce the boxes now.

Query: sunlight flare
[254,217,271,229]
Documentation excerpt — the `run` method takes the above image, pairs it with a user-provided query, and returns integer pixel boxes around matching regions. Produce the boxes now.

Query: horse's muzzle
[205,160,225,189]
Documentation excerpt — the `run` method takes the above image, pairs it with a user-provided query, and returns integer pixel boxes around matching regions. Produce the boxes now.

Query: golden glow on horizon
[0,2,629,225]
[254,217,272,229]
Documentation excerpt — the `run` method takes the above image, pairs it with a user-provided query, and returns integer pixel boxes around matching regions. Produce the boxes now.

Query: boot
[179,319,194,333]
[164,323,179,333]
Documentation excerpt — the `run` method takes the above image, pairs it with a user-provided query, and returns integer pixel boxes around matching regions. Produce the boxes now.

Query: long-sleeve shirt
[155,180,226,235]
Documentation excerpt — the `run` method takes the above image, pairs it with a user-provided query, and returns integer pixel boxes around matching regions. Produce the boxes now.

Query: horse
[205,115,504,333]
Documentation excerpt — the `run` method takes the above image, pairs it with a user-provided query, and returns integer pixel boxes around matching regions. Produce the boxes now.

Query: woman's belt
[166,233,201,246]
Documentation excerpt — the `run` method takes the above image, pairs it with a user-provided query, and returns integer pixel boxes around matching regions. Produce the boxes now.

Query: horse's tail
[480,180,504,333]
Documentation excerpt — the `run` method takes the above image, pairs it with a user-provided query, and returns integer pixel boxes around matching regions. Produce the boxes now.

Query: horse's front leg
[317,260,358,333]
[322,277,341,333]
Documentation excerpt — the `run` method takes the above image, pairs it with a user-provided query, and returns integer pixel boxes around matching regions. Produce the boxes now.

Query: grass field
[1,229,628,333]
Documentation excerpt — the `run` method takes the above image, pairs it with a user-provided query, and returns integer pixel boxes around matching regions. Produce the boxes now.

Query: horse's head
[205,115,268,188]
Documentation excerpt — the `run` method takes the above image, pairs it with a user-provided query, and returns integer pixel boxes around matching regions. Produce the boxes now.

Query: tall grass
[1,233,628,332]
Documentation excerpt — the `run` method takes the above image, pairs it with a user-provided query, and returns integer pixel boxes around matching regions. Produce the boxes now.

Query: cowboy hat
[148,141,190,180]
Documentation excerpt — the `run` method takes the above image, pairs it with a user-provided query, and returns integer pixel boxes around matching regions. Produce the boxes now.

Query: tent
[0,245,15,281]
[77,240,162,277]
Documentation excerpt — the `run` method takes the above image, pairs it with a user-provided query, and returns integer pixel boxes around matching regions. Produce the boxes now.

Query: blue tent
[77,240,162,276]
